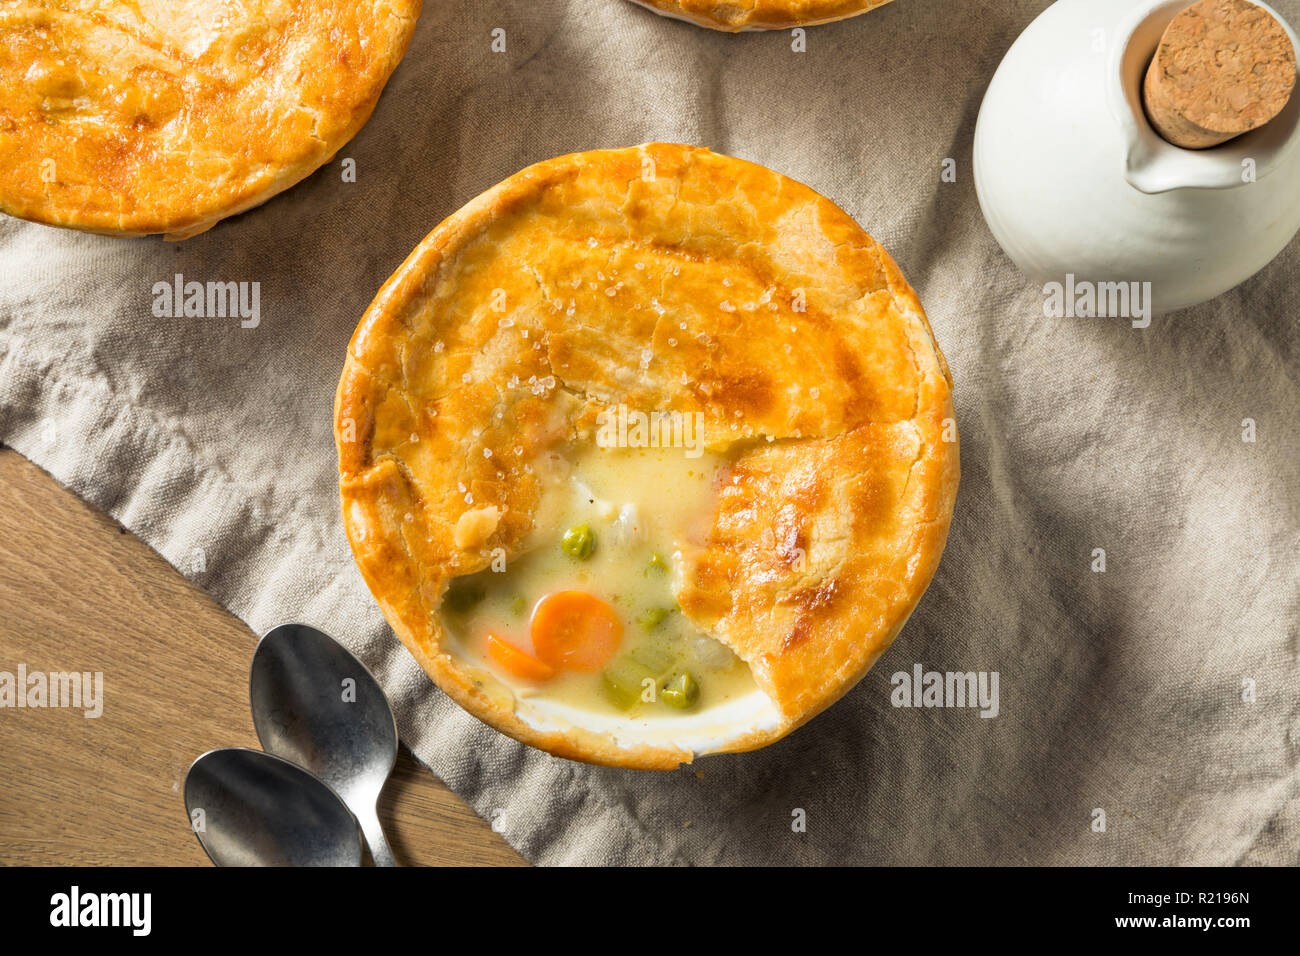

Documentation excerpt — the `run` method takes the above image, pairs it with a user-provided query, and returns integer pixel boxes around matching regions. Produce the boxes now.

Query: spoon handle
[355,802,397,867]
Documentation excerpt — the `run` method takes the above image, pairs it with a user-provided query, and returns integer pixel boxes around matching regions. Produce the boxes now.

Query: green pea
[647,552,669,574]
[561,523,596,559]
[661,672,699,710]
[637,607,675,631]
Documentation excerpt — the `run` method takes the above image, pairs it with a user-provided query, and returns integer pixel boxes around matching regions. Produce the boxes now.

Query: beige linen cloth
[1,0,1297,865]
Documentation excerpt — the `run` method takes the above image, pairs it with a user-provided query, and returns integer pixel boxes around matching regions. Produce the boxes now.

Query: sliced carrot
[530,590,624,673]
[486,634,555,682]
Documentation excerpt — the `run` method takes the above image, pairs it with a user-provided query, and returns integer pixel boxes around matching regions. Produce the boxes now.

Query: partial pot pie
[627,0,895,31]
[336,144,958,769]
[0,0,420,239]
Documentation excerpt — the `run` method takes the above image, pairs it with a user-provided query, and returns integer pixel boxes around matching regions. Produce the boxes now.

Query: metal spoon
[184,748,362,866]
[249,623,399,866]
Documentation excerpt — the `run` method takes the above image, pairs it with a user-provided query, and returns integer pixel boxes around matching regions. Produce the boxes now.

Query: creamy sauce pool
[441,446,755,717]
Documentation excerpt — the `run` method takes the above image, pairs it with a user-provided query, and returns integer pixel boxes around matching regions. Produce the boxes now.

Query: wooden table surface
[0,447,523,867]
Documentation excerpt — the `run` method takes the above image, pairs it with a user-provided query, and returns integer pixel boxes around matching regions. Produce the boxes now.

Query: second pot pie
[336,144,958,769]
[0,0,420,239]
[627,0,895,31]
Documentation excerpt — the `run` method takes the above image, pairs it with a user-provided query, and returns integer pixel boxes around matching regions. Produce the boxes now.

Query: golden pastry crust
[335,144,958,769]
[627,0,894,31]
[0,0,420,239]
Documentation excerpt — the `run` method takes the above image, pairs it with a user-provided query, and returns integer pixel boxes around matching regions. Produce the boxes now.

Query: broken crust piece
[335,143,959,769]
[454,506,503,550]
[0,0,420,238]
[627,0,895,32]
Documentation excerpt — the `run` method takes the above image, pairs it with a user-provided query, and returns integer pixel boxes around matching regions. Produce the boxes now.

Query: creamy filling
[441,445,755,718]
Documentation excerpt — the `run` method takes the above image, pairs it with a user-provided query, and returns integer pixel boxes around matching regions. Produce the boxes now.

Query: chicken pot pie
[336,144,958,770]
[627,0,894,31]
[0,0,420,239]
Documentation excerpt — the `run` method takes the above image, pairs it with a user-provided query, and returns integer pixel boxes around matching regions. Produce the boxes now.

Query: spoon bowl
[184,747,362,866]
[249,623,400,865]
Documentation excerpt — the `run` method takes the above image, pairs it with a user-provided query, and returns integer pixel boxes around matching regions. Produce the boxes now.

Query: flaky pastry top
[0,0,420,238]
[336,144,958,768]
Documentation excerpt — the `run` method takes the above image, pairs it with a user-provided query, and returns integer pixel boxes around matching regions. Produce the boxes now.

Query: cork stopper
[1143,0,1297,149]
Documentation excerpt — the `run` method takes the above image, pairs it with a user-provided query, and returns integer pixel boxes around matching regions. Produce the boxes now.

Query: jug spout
[1108,0,1300,194]
[1123,135,1209,194]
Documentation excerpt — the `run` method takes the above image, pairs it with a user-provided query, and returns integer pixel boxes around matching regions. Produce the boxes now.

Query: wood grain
[0,447,523,867]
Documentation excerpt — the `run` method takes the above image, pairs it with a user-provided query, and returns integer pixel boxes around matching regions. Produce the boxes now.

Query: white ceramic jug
[974,0,1300,315]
